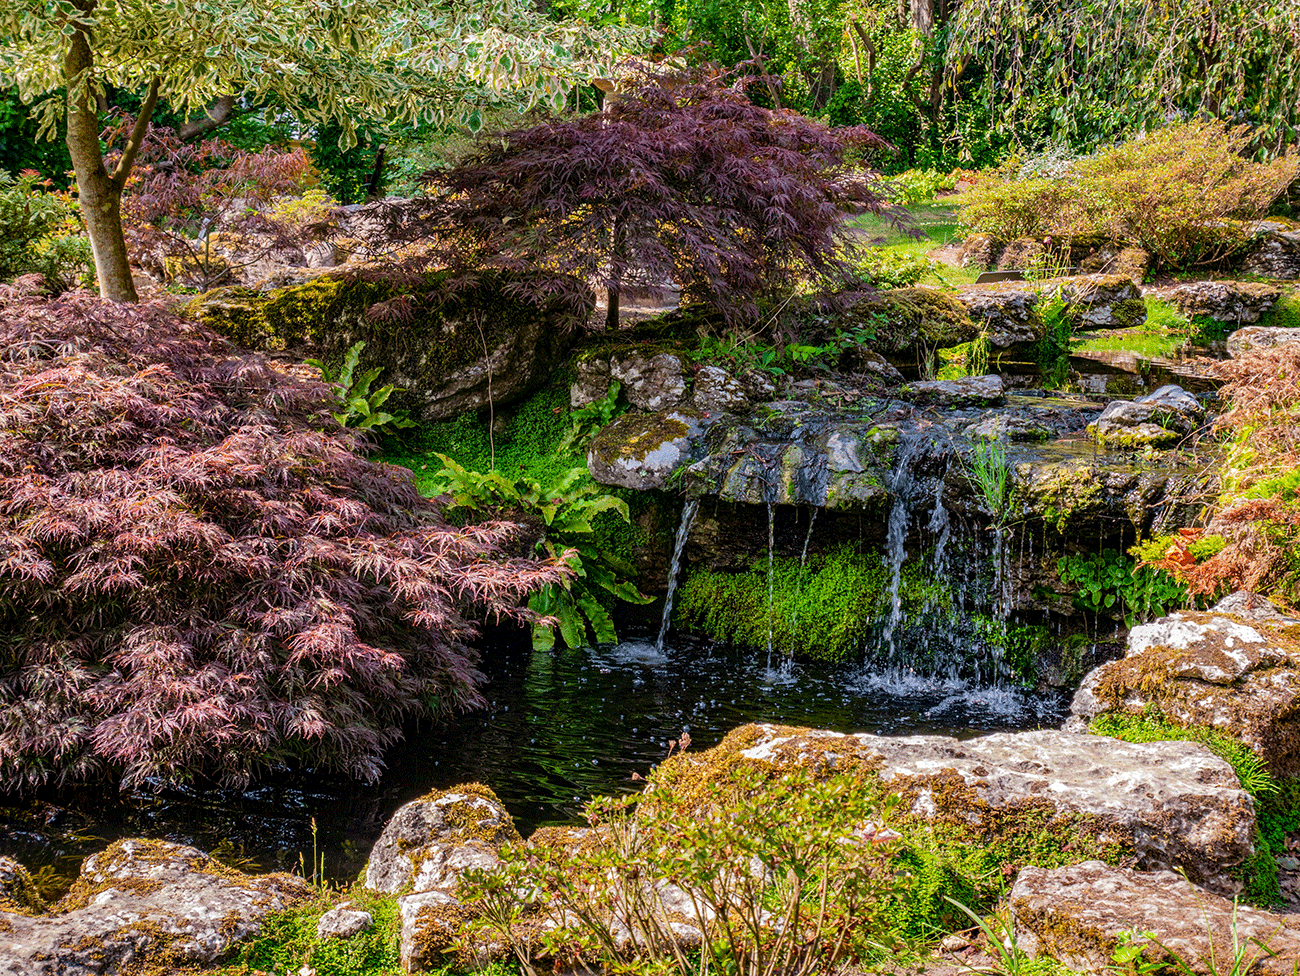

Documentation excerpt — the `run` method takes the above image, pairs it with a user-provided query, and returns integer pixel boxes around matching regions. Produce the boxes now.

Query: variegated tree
[0,0,648,301]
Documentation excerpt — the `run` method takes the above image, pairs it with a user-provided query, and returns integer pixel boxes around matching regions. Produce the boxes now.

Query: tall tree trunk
[64,2,157,302]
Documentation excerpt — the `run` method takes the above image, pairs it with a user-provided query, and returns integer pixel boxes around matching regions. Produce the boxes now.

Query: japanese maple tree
[0,283,569,790]
[417,68,898,330]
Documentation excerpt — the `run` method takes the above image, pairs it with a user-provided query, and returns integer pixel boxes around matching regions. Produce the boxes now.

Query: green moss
[674,544,890,661]
[1259,291,1300,330]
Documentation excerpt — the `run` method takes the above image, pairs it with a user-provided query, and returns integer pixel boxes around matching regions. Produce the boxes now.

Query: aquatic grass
[1072,331,1192,361]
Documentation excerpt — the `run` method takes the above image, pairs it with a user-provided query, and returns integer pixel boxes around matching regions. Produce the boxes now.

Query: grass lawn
[846,200,981,288]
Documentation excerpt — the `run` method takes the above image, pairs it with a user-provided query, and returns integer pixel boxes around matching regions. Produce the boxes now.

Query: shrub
[413,67,898,332]
[0,170,90,291]
[112,122,328,289]
[958,122,1300,269]
[0,292,568,790]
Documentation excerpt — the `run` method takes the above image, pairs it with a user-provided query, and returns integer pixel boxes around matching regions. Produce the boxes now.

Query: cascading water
[655,497,700,653]
[765,501,776,667]
[880,432,933,660]
[790,507,819,635]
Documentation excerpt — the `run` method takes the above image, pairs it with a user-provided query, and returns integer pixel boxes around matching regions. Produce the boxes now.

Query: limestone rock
[1086,384,1202,448]
[1070,606,1300,777]
[901,374,1005,407]
[0,840,311,974]
[571,357,613,408]
[1241,222,1300,279]
[1154,281,1282,325]
[845,287,979,363]
[1011,861,1300,974]
[689,724,1254,895]
[399,888,469,972]
[1051,274,1146,329]
[1227,325,1300,358]
[611,351,688,411]
[954,287,1044,352]
[587,410,706,490]
[364,785,520,896]
[316,904,374,940]
[692,365,748,415]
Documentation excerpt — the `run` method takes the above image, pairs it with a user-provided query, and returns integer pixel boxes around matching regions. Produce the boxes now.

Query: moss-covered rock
[187,271,592,421]
[1011,861,1300,974]
[1071,606,1300,778]
[840,287,978,365]
[655,723,1254,896]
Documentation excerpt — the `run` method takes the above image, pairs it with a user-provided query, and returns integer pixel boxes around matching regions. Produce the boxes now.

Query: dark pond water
[0,629,1070,888]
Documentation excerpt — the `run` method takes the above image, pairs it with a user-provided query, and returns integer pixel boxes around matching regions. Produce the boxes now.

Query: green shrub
[956,165,1073,241]
[850,246,939,288]
[884,167,958,205]
[0,170,90,290]
[959,121,1300,269]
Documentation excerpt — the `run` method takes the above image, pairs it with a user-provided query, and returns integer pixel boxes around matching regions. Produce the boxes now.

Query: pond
[0,628,1071,891]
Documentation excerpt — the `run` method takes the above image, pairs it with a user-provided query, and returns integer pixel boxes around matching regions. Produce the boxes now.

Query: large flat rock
[1011,860,1300,974]
[0,840,311,975]
[680,724,1254,895]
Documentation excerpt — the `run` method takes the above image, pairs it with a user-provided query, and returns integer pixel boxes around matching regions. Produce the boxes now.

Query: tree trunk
[605,285,620,331]
[64,2,157,302]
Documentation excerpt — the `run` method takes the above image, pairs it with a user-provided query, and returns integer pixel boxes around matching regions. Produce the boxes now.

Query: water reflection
[0,631,1069,886]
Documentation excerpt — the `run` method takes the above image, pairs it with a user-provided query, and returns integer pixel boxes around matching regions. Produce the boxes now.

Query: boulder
[997,237,1047,271]
[691,365,748,415]
[1077,244,1151,283]
[1069,600,1300,777]
[1011,861,1300,974]
[1227,325,1300,358]
[957,233,1002,269]
[364,785,521,974]
[0,840,311,975]
[1153,281,1282,325]
[954,287,1044,354]
[0,858,43,916]
[1086,384,1203,448]
[610,351,688,412]
[316,904,374,940]
[900,374,1005,408]
[187,271,590,421]
[673,724,1255,896]
[843,287,979,364]
[587,410,707,490]
[1241,221,1300,280]
[365,785,520,896]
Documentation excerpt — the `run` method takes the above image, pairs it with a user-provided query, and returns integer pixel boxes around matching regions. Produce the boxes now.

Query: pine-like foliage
[413,68,897,328]
[0,287,568,790]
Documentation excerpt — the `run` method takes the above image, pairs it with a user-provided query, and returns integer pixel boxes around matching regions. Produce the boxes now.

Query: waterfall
[655,497,700,653]
[765,502,776,667]
[880,433,928,659]
[790,507,818,636]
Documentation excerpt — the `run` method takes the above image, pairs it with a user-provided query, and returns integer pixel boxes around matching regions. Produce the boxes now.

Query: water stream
[655,497,700,652]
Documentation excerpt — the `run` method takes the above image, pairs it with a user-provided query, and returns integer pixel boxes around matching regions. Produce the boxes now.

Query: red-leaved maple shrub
[0,288,568,790]
[407,68,899,330]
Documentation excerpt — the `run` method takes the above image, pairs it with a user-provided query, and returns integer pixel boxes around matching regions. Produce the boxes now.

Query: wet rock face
[1011,861,1300,974]
[1070,597,1300,777]
[1153,280,1282,325]
[698,724,1255,896]
[0,839,311,975]
[692,365,748,414]
[363,785,521,973]
[1086,383,1204,447]
[1227,325,1300,358]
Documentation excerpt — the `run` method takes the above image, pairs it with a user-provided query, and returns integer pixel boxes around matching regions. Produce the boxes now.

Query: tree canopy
[0,0,649,300]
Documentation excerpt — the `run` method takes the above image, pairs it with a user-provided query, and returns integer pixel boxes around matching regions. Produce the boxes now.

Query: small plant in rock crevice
[1054,549,1187,627]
